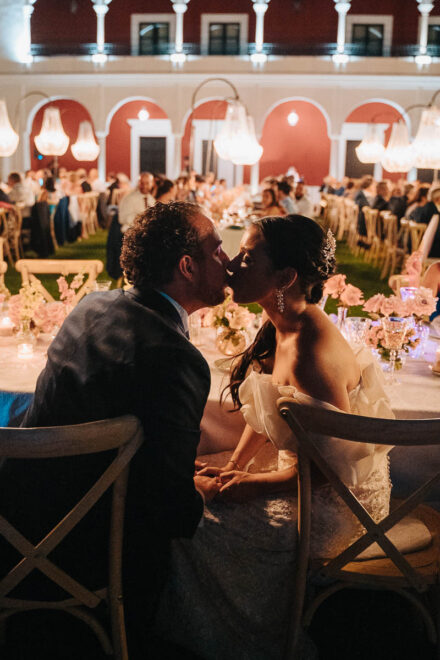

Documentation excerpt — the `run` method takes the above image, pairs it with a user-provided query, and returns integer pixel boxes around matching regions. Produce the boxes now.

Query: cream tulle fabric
[156,348,394,659]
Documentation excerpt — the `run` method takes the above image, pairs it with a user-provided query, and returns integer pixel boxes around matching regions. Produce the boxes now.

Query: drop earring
[276,289,285,313]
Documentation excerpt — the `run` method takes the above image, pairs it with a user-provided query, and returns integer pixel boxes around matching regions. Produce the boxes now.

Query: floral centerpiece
[322,273,364,330]
[204,294,255,356]
[8,273,84,338]
[363,293,421,366]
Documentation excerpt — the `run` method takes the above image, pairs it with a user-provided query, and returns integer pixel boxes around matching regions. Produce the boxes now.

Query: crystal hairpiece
[323,229,336,270]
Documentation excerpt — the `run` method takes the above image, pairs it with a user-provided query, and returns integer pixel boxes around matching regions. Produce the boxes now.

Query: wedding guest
[420,188,440,257]
[258,188,285,217]
[294,181,313,217]
[277,180,296,214]
[319,174,336,194]
[407,186,430,222]
[119,171,155,233]
[88,167,107,193]
[7,172,34,207]
[354,175,374,236]
[372,180,390,212]
[37,176,61,212]
[77,168,92,193]
[18,201,229,658]
[155,179,177,203]
[422,261,440,319]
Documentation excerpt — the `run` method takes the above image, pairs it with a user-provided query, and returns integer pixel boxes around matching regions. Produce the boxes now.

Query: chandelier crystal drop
[34,106,69,156]
[412,106,440,170]
[71,121,100,161]
[355,124,385,164]
[381,121,414,173]
[0,100,19,157]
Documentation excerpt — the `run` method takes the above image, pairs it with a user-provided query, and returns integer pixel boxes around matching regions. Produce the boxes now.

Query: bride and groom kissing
[16,201,393,659]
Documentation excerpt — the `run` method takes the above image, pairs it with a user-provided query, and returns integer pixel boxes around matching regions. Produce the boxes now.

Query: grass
[4,229,392,310]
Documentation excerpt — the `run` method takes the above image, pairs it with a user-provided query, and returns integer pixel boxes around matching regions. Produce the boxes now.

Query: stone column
[416,1,434,56]
[91,0,112,62]
[329,135,342,180]
[252,0,270,59]
[22,0,36,63]
[0,0,36,63]
[250,161,260,195]
[333,1,351,55]
[172,133,183,178]
[171,0,190,62]
[95,131,107,181]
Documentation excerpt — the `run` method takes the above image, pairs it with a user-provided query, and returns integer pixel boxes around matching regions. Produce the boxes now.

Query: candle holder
[16,320,36,359]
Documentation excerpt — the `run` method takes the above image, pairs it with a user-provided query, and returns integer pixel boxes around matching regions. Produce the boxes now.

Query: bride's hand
[196,460,239,477]
[217,470,259,502]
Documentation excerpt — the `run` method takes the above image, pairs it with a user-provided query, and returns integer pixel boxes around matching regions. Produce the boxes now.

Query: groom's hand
[194,475,221,502]
[217,471,259,502]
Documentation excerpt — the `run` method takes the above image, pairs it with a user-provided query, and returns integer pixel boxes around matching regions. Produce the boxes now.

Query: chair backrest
[381,213,398,246]
[0,415,143,612]
[0,237,7,280]
[277,397,440,590]
[419,214,439,262]
[409,221,428,252]
[15,258,104,303]
[363,207,380,241]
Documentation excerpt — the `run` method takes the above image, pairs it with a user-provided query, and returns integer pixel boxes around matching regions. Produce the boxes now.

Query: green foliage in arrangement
[4,230,393,313]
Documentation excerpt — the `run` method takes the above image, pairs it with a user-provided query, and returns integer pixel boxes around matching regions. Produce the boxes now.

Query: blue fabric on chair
[0,391,33,427]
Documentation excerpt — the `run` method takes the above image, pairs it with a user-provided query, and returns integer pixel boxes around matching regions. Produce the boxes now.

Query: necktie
[144,196,149,208]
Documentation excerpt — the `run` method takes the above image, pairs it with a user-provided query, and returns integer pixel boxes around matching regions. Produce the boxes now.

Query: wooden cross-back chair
[345,200,360,251]
[409,221,428,253]
[15,259,104,304]
[361,207,381,262]
[0,415,143,659]
[277,398,440,659]
[78,193,99,238]
[0,237,7,285]
[0,207,22,265]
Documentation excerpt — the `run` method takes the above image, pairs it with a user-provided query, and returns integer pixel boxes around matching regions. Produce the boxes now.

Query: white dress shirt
[118,189,155,233]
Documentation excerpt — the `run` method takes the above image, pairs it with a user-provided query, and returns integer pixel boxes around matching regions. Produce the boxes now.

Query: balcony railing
[30,41,440,59]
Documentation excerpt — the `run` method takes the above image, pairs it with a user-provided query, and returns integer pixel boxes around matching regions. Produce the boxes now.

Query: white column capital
[333,1,351,15]
[416,1,434,15]
[172,0,189,14]
[252,1,270,15]
[91,0,111,16]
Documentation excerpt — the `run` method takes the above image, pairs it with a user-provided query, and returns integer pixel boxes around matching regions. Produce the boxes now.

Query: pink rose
[323,274,346,298]
[363,294,386,315]
[7,294,22,327]
[403,250,423,286]
[380,295,404,317]
[412,287,438,318]
[57,276,69,297]
[366,324,384,348]
[339,284,364,308]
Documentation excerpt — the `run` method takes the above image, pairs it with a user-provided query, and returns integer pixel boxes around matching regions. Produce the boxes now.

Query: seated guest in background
[420,188,440,258]
[343,179,356,199]
[20,201,228,658]
[334,176,349,196]
[259,187,285,217]
[277,180,296,214]
[24,169,40,199]
[422,261,440,319]
[388,184,408,223]
[37,176,61,213]
[319,174,336,194]
[175,175,190,201]
[119,171,155,233]
[77,168,91,193]
[407,186,430,222]
[293,180,313,217]
[155,179,177,203]
[354,174,374,236]
[7,171,34,207]
[88,167,107,193]
[0,187,11,205]
[372,180,390,212]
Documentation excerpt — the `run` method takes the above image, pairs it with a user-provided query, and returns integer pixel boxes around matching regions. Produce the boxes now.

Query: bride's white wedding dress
[156,349,394,659]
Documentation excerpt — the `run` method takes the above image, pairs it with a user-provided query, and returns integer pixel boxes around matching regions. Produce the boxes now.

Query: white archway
[105,96,167,136]
[260,96,333,138]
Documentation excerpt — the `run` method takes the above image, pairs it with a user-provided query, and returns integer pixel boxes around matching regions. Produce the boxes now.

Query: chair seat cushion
[357,515,432,560]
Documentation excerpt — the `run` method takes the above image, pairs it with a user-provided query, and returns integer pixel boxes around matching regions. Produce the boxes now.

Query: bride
[156,215,394,659]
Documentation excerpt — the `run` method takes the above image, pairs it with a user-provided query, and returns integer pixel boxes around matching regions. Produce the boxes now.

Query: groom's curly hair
[120,201,202,289]
[228,214,336,409]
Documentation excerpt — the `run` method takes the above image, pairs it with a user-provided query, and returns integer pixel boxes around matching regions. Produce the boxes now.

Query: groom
[17,201,229,656]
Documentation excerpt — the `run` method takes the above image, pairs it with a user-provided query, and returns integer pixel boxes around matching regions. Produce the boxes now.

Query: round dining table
[1,327,439,504]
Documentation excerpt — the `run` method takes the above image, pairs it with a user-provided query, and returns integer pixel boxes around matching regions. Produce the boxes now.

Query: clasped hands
[194,459,258,503]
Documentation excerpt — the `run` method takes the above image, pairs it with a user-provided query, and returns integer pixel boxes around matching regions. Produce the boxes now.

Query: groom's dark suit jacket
[1,288,210,598]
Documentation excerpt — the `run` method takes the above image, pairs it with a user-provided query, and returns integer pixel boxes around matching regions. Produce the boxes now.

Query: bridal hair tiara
[323,229,336,271]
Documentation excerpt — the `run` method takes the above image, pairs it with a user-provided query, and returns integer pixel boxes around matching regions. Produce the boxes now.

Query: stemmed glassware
[381,316,408,384]
[345,316,371,347]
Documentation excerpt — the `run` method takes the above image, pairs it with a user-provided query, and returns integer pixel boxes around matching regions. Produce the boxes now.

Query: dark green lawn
[4,228,391,311]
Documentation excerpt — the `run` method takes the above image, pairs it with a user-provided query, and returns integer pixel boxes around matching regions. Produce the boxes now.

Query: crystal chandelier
[381,121,414,173]
[214,100,263,166]
[71,121,100,161]
[412,106,440,169]
[34,106,69,156]
[0,99,19,157]
[355,124,385,164]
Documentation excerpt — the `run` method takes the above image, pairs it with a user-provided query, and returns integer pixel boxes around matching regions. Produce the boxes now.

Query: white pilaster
[329,135,342,180]
[416,1,434,55]
[172,133,183,178]
[91,0,111,60]
[171,0,189,58]
[96,131,107,181]
[250,161,260,195]
[21,0,36,63]
[333,1,351,54]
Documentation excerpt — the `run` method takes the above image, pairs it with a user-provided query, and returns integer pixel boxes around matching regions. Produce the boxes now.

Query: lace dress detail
[156,348,394,659]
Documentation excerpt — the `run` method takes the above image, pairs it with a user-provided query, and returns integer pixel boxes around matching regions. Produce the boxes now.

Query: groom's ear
[178,254,195,281]
[278,267,297,291]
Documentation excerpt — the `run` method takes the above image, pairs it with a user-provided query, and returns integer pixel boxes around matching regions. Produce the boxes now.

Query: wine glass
[381,316,408,384]
[345,317,371,347]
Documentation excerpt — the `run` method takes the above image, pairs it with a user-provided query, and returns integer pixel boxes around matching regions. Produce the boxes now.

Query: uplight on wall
[137,108,150,121]
[287,111,299,126]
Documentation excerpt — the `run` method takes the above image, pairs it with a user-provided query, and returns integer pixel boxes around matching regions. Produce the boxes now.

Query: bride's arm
[218,465,297,502]
[197,423,268,477]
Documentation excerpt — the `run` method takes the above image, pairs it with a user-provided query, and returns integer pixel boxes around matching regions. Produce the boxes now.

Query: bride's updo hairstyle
[229,214,336,409]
